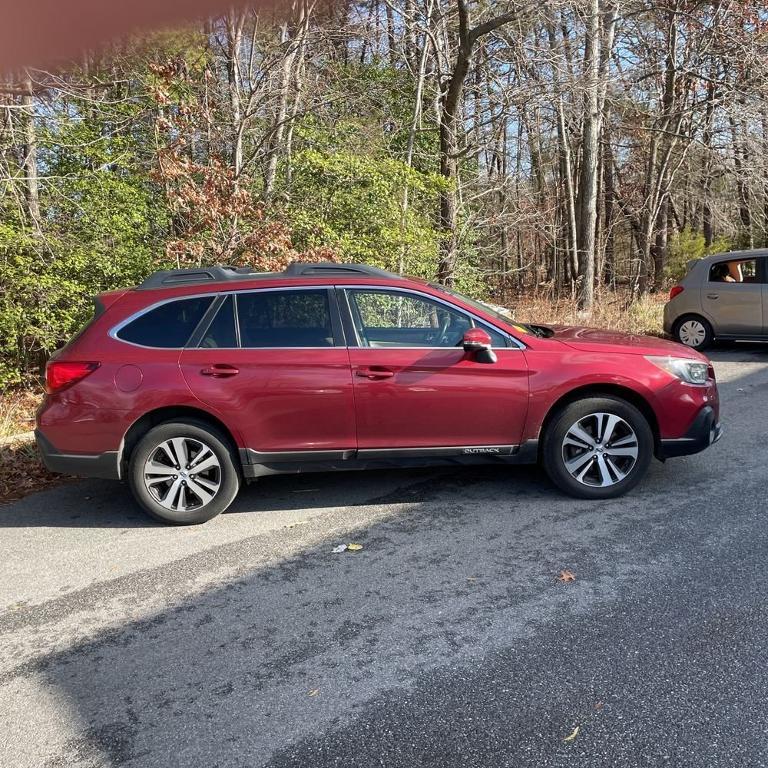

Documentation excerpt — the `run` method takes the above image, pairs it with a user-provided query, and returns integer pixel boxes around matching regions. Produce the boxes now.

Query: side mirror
[462,328,497,364]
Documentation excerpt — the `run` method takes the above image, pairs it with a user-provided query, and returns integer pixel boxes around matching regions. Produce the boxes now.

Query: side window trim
[336,287,364,346]
[232,293,243,347]
[325,286,347,347]
[186,294,227,348]
[339,286,522,349]
[112,285,521,350]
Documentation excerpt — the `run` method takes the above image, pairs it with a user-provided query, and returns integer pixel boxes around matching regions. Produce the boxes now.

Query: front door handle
[707,293,719,299]
[356,367,395,380]
[200,364,240,378]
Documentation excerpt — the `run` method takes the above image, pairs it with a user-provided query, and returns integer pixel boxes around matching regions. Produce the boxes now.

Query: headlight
[646,356,709,385]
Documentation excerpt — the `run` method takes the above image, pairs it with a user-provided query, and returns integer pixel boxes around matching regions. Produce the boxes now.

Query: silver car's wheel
[677,319,707,348]
[143,437,222,511]
[561,412,639,488]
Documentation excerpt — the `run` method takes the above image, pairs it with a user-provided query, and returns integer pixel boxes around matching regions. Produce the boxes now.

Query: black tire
[672,314,714,350]
[128,420,241,525]
[542,397,654,500]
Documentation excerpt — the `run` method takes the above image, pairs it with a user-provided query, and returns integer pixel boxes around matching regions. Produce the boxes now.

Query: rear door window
[708,259,762,283]
[116,296,214,347]
[237,290,334,347]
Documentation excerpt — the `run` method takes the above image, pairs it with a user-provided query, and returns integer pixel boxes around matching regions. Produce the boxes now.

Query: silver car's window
[708,259,761,284]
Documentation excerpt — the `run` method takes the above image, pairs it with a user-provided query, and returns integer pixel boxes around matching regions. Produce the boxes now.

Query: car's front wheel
[542,397,653,500]
[672,314,713,350]
[128,420,241,524]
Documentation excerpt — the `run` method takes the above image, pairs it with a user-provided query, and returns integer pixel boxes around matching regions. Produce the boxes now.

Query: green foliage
[666,227,731,282]
[0,92,164,385]
[283,148,446,276]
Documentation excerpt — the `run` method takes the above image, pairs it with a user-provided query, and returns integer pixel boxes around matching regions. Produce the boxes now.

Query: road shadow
[1,460,688,768]
[0,464,550,529]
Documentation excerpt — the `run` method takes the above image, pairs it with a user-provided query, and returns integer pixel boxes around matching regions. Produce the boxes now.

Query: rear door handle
[356,367,395,380]
[707,293,719,299]
[200,364,240,378]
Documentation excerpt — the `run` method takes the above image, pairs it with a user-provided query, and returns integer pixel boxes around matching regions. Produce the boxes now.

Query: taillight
[669,285,684,300]
[45,361,100,394]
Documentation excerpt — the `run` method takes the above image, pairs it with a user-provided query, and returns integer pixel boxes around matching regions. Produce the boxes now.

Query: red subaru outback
[36,262,721,524]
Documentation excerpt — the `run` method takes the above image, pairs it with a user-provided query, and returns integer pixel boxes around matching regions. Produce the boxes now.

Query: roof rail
[136,262,400,290]
[282,262,399,279]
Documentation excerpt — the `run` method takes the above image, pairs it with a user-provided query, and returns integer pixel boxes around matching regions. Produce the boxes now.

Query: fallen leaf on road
[308,689,319,697]
[594,701,604,710]
[347,543,363,551]
[557,569,576,583]
[563,726,579,742]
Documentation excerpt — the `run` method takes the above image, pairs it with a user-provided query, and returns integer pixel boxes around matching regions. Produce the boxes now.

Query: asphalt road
[2,345,768,768]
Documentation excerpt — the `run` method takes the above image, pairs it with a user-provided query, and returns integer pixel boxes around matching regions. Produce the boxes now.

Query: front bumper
[657,406,722,460]
[35,429,121,479]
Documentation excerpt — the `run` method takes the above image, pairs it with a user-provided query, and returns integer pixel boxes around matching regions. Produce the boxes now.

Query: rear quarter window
[116,296,214,347]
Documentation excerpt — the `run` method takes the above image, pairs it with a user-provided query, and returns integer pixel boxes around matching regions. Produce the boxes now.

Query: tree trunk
[436,1,472,286]
[702,77,717,247]
[651,196,668,290]
[575,0,601,310]
[264,1,312,202]
[603,127,615,285]
[226,13,245,184]
[436,0,521,285]
[399,0,433,274]
[385,0,397,67]
[730,113,753,248]
[21,72,40,230]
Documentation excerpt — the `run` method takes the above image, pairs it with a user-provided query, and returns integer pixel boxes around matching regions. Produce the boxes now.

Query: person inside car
[727,261,744,281]
[711,263,736,282]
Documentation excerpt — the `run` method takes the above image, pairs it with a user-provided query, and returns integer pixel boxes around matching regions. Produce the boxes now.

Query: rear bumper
[657,406,722,459]
[35,429,121,479]
[662,302,674,335]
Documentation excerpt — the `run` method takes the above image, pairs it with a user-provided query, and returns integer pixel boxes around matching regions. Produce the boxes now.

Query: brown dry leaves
[0,388,65,504]
[557,569,576,583]
[0,438,63,504]
[1,387,41,439]
[510,289,665,338]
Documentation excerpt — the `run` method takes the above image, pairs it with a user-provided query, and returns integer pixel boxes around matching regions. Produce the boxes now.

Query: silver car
[664,249,768,349]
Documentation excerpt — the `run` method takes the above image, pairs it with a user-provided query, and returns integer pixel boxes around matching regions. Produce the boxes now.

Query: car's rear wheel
[128,420,240,524]
[542,397,653,500]
[672,314,713,350]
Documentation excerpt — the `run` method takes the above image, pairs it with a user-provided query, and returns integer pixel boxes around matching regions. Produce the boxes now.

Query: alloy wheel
[561,412,639,488]
[142,437,222,511]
